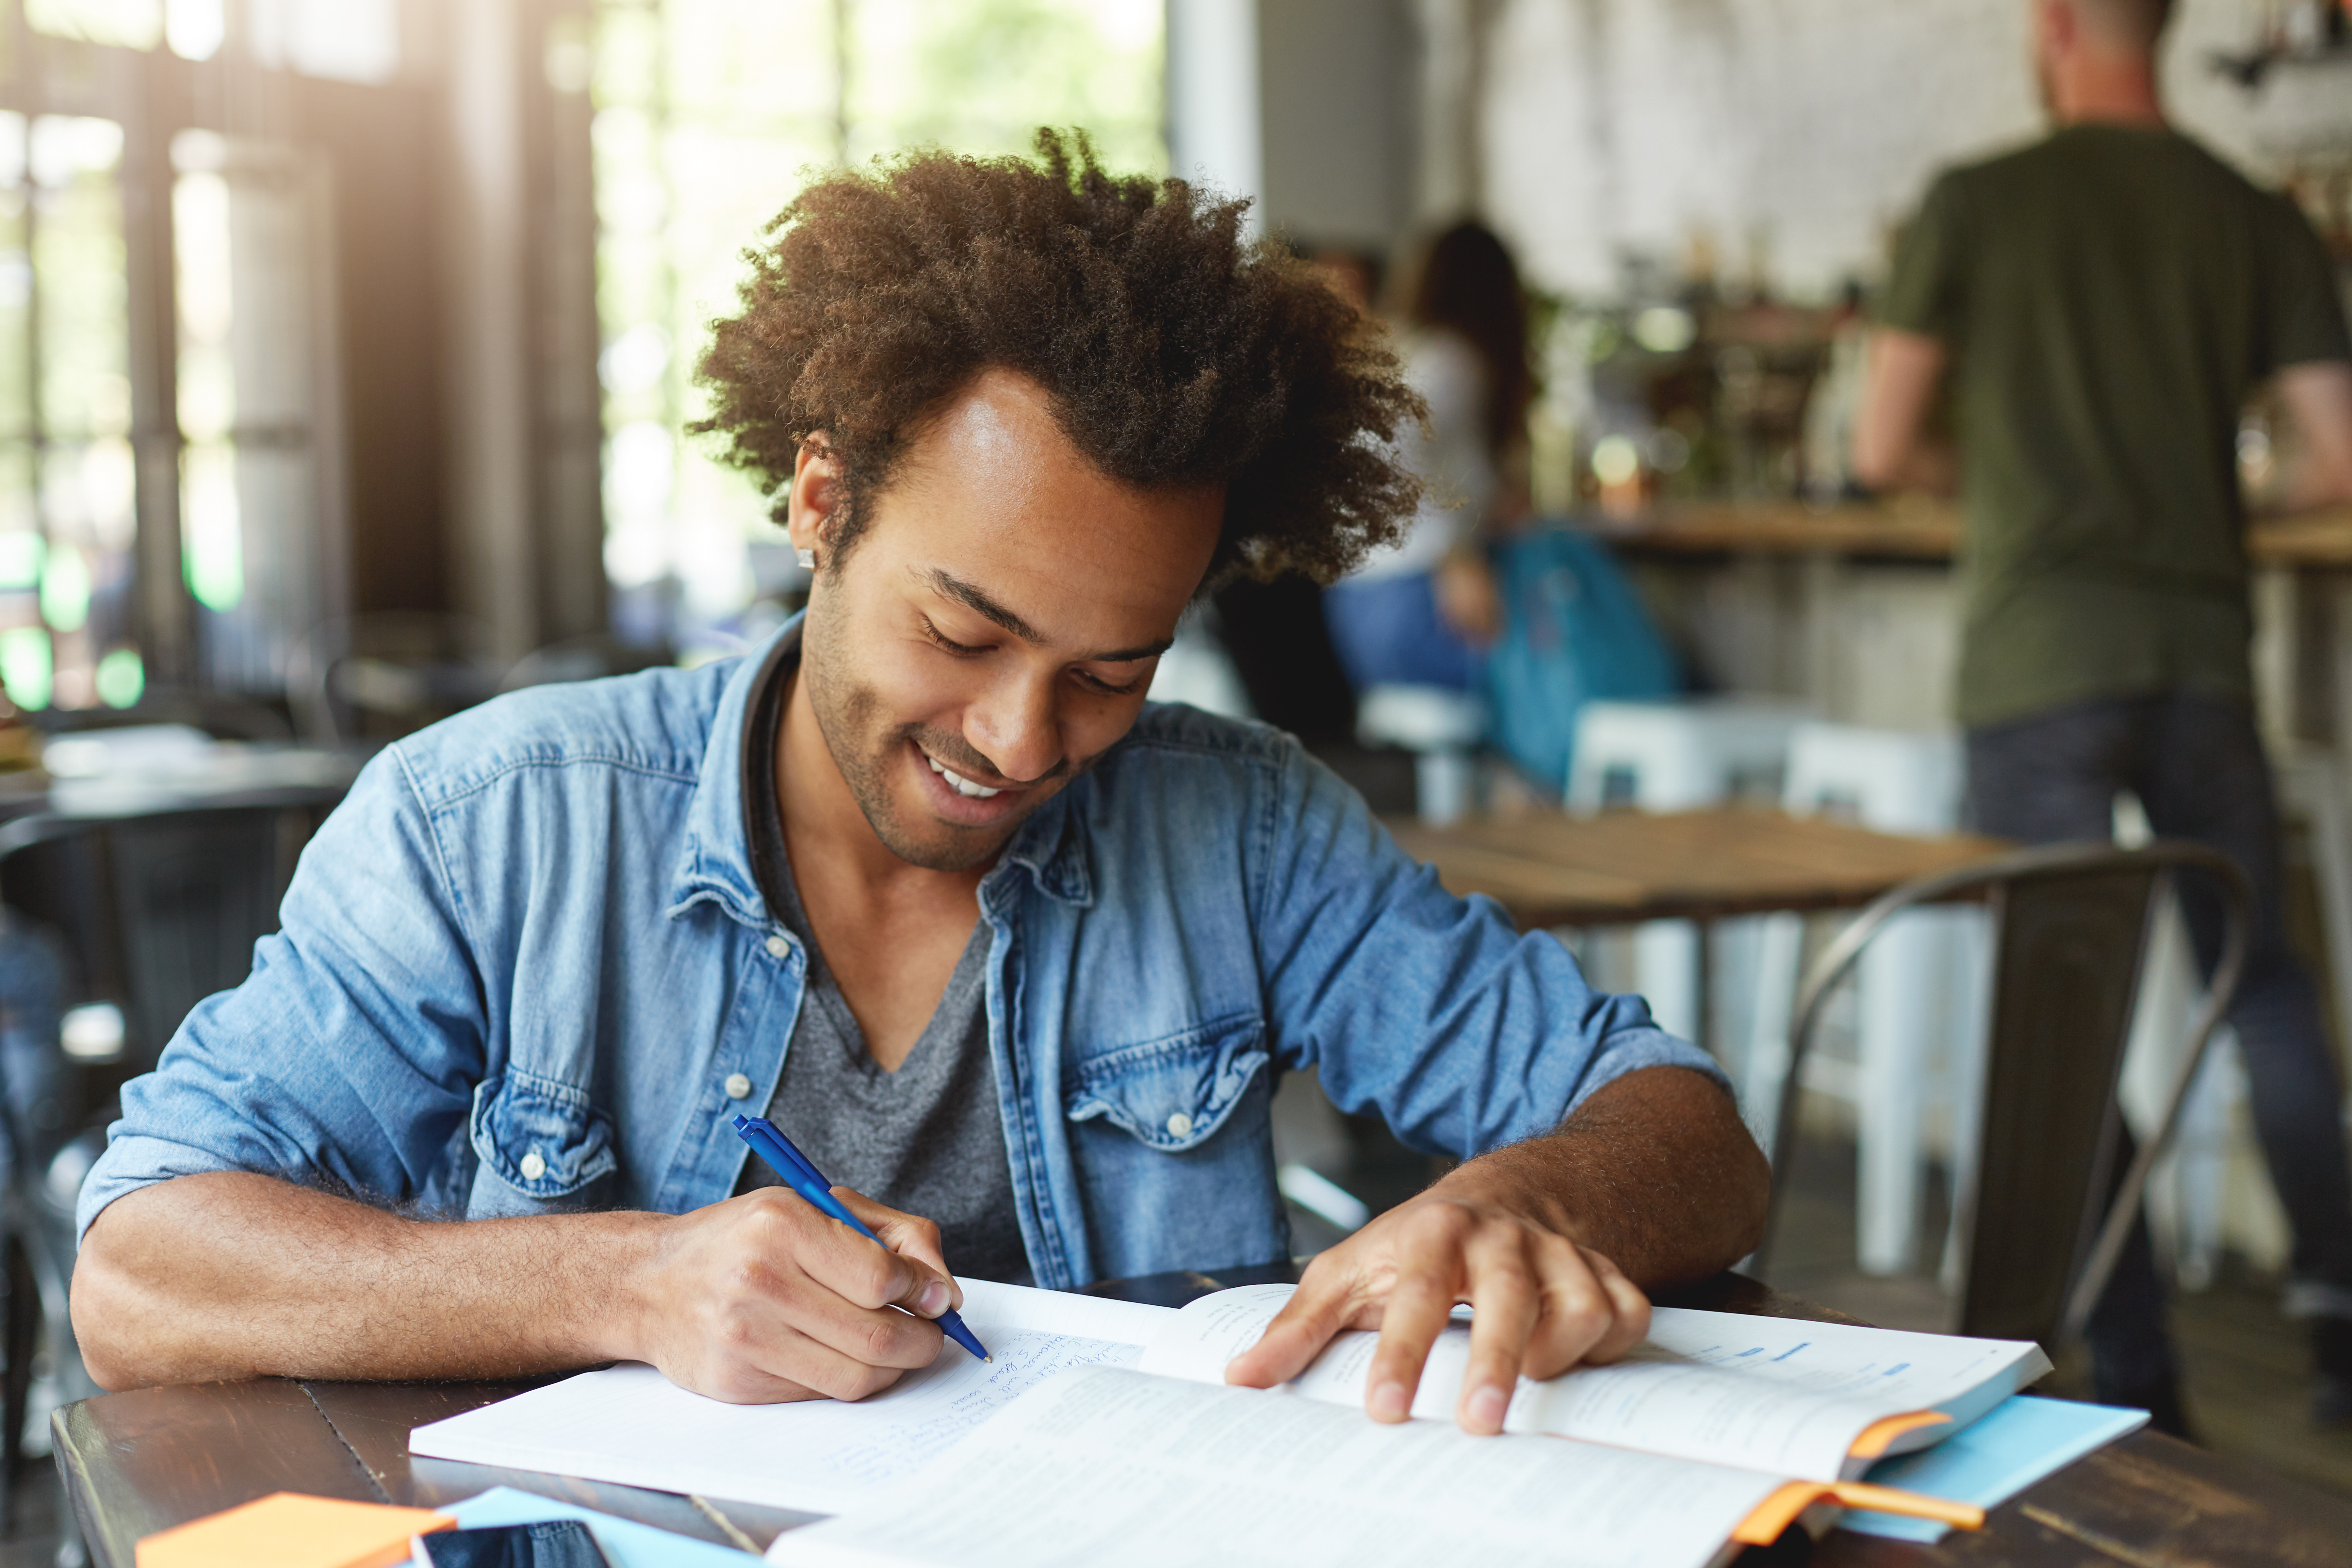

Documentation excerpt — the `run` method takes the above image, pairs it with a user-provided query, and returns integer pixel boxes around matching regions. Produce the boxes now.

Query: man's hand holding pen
[624,1185,963,1405]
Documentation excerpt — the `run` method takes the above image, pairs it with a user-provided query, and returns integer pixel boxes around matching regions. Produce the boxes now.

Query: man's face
[790,369,1223,873]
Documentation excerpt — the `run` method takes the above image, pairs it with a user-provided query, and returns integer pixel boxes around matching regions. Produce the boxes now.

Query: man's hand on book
[1221,1182,1649,1436]
[623,1186,962,1406]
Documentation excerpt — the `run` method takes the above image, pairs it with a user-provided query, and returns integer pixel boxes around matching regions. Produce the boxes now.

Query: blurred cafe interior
[0,0,2346,1558]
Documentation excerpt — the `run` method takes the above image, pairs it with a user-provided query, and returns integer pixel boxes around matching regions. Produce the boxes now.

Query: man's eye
[919,617,983,655]
[1079,669,1144,697]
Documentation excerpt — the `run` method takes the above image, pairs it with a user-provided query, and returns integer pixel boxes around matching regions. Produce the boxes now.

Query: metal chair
[284,611,505,744]
[1752,841,2249,1353]
[0,791,344,1531]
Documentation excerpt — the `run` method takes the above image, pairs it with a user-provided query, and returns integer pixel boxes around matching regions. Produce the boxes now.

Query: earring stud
[795,547,816,570]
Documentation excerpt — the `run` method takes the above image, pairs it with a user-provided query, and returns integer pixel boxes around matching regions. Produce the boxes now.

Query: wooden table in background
[51,1268,2352,1568]
[1387,806,2011,927]
[1586,498,2352,569]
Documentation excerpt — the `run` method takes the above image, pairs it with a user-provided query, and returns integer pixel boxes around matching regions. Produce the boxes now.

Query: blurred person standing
[1854,0,2352,1431]
[1322,221,1532,694]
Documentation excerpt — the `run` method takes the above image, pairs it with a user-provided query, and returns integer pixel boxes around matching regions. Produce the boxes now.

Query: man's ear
[786,435,844,557]
[2037,0,2078,55]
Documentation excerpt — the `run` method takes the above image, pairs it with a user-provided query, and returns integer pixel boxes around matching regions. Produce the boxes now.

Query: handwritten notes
[409,1280,1169,1514]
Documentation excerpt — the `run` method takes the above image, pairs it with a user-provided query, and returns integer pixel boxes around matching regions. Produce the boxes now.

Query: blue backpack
[1482,525,1681,795]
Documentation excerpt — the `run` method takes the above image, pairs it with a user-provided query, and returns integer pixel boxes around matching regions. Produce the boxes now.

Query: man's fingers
[1578,1250,1652,1365]
[1457,1227,1541,1434]
[1510,1233,1614,1382]
[1224,1260,1370,1389]
[712,1319,916,1406]
[741,1201,949,1370]
[790,1194,951,1320]
[1364,1251,1460,1424]
[833,1187,961,1315]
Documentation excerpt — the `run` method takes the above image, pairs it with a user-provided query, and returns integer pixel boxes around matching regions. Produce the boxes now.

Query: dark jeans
[1968,693,2352,1400]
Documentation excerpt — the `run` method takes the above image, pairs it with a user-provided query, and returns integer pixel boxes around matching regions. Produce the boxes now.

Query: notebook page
[408,1278,1173,1514]
[1137,1285,2048,1481]
[763,1366,1786,1568]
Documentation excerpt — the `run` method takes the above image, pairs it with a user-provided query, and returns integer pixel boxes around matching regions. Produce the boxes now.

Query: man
[1855,0,2352,1429]
[71,136,1768,1433]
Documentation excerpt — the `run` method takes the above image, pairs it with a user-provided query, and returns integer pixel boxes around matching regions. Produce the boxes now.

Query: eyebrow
[924,568,1173,664]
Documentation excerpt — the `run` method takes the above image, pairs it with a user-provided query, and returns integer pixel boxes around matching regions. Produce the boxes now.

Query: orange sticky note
[136,1492,454,1568]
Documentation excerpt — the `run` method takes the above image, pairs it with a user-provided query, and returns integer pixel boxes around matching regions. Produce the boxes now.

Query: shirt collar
[666,614,1096,928]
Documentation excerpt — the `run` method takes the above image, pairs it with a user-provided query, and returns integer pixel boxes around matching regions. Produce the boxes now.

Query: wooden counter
[1588,499,2352,567]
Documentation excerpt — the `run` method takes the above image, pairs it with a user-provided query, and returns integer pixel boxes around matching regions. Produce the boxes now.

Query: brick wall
[1482,0,2352,302]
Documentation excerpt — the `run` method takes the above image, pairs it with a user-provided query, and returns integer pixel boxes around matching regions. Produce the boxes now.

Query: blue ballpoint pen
[731,1113,992,1362]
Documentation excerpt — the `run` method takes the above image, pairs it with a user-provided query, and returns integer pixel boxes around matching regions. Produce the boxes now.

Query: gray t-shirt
[731,646,1032,1285]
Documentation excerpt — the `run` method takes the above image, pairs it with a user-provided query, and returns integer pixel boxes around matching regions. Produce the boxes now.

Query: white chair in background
[1357,685,1486,826]
[2278,748,2352,1077]
[1565,698,1812,1043]
[1743,722,1982,1277]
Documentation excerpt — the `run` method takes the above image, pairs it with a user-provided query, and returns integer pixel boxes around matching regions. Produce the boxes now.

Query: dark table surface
[51,1266,2352,1567]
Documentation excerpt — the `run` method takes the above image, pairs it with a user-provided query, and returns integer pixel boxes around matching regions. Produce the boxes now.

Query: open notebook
[411,1279,2050,1567]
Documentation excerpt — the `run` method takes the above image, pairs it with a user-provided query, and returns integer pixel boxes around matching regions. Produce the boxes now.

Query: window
[173,130,341,691]
[591,0,1164,654]
[0,111,139,711]
[0,1,402,711]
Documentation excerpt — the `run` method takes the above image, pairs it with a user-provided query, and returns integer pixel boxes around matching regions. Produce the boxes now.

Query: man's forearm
[1851,327,1953,496]
[2277,362,2352,511]
[72,1172,656,1390]
[1436,1065,1769,1289]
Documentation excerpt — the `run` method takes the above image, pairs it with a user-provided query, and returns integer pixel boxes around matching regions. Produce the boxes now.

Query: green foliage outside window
[594,0,1162,643]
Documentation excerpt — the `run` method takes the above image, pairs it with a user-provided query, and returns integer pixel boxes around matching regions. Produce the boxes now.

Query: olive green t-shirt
[1878,124,2351,728]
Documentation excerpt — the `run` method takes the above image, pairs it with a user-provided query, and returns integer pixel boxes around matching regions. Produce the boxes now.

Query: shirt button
[766,935,790,959]
[1165,1112,1194,1138]
[724,1072,753,1100]
[519,1151,547,1182]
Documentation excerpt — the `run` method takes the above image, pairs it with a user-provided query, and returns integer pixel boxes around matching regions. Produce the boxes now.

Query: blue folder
[1844,1395,2149,1542]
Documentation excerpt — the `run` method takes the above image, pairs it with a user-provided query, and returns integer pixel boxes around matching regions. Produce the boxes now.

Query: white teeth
[925,753,1003,799]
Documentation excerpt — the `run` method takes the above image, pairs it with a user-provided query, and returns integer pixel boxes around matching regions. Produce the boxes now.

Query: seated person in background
[69,134,1767,1433]
[1321,220,1530,697]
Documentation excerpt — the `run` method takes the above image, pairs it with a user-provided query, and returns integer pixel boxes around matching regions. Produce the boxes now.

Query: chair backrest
[284,611,504,744]
[1753,840,2249,1351]
[0,797,341,1078]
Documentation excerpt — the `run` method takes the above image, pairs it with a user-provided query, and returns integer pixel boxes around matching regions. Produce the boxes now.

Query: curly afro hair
[692,130,1424,587]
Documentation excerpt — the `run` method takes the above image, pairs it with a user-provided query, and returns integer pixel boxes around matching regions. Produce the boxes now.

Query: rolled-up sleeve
[1251,739,1723,1162]
[77,746,489,1241]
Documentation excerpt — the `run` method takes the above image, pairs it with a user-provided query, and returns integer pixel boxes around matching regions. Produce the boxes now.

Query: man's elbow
[70,1195,216,1392]
[70,1225,144,1392]
[1722,1117,1772,1264]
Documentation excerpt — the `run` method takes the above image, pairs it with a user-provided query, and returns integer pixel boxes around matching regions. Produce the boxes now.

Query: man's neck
[774,665,987,908]
[2049,54,2166,128]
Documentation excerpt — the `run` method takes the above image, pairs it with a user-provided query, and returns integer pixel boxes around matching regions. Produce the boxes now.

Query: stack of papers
[411,1280,2133,1568]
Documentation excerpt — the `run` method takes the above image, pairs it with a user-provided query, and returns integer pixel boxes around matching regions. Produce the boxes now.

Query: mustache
[904,724,1070,789]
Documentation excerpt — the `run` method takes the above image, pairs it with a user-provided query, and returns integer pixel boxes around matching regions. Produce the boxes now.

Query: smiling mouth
[923,750,1006,800]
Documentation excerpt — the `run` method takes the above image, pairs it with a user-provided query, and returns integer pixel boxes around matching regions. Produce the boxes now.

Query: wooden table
[1388,806,2011,1056]
[1387,806,2010,929]
[51,1268,2352,1567]
[1587,498,2352,569]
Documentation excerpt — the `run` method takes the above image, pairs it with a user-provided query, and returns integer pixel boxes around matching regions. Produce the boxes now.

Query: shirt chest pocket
[467,1068,620,1214]
[1064,1015,1269,1152]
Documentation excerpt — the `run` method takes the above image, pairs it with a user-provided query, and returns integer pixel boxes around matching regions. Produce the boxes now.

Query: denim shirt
[81,623,1716,1288]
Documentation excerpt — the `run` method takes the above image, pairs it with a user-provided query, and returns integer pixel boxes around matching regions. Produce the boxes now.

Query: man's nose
[966,673,1063,785]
